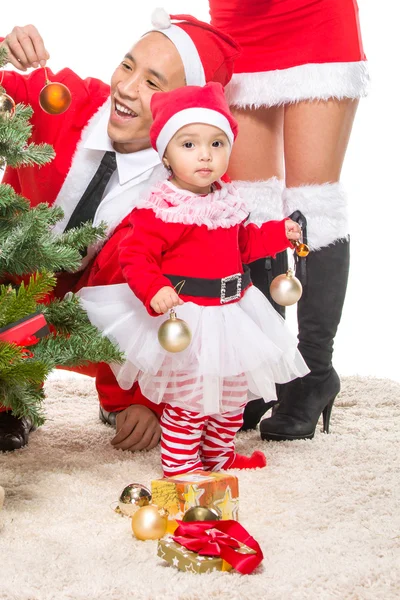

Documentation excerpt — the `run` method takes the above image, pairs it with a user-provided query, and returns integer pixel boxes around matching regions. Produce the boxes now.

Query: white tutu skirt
[77,284,309,415]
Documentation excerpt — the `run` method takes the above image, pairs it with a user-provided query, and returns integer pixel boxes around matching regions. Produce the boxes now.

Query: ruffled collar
[138,180,249,229]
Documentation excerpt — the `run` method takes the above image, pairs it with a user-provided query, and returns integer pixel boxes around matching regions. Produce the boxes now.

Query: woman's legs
[228,107,286,430]
[260,98,359,440]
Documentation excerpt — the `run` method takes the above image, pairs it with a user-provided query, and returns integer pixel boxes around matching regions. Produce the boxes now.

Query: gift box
[151,470,239,521]
[157,537,233,573]
[157,521,263,575]
[0,312,49,345]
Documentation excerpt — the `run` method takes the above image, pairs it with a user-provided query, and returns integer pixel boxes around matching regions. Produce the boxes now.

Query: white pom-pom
[151,8,171,29]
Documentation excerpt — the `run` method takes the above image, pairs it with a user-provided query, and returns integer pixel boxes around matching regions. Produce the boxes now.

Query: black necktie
[65,151,117,231]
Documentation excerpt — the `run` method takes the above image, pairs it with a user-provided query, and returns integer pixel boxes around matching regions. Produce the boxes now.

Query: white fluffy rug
[0,376,399,600]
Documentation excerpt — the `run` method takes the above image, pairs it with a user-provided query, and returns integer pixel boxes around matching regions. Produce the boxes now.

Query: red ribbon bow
[172,520,263,574]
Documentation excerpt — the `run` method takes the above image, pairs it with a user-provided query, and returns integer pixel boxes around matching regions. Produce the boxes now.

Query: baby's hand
[285,219,302,242]
[150,286,184,314]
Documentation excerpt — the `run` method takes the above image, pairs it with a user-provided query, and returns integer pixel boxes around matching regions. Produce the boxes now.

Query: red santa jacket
[85,180,292,314]
[0,65,110,207]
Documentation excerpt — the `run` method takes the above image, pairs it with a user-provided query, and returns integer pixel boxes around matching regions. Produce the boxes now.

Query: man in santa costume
[0,9,240,452]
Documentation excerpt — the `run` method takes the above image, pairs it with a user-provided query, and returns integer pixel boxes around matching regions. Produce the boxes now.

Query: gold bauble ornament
[0,92,16,117]
[118,483,152,517]
[131,504,168,540]
[158,309,191,353]
[293,240,310,257]
[270,268,303,306]
[39,82,72,115]
[182,506,220,522]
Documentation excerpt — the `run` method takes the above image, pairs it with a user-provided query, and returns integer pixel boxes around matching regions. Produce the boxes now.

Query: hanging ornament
[270,268,303,306]
[116,483,152,517]
[131,504,168,540]
[158,308,191,353]
[293,239,310,258]
[39,68,71,115]
[0,92,16,117]
[182,506,220,522]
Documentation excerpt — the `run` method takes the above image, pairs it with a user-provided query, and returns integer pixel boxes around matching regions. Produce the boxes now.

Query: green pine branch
[0,271,56,327]
[0,379,46,426]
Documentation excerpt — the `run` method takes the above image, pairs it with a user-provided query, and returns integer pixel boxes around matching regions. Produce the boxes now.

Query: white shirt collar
[84,101,161,185]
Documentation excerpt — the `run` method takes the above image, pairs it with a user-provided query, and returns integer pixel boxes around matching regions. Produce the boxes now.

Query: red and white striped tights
[159,375,267,477]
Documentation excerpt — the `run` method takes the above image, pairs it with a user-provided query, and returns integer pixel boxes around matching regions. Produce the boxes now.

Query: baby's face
[164,123,231,194]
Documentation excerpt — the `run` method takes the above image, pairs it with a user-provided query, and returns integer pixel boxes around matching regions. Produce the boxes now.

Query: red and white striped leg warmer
[200,408,244,471]
[160,405,206,477]
[200,375,267,471]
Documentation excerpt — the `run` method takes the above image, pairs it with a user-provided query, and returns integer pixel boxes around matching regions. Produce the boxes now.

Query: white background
[2,1,399,382]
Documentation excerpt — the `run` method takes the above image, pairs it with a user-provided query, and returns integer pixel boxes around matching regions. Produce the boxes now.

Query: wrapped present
[157,537,232,573]
[157,520,263,575]
[151,470,239,521]
[0,312,49,345]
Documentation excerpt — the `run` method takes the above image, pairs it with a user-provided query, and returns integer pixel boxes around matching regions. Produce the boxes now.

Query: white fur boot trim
[225,61,370,109]
[283,183,349,251]
[233,178,284,225]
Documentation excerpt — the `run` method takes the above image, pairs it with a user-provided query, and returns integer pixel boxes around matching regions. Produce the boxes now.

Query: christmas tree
[0,47,122,427]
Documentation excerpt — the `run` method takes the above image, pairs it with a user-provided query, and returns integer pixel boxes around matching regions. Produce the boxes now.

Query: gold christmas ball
[182,506,220,522]
[295,242,310,258]
[0,92,16,117]
[131,504,168,540]
[270,269,303,306]
[39,82,72,115]
[118,483,152,517]
[158,309,191,353]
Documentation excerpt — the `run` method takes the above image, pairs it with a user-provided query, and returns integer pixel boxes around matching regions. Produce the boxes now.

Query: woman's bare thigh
[227,106,285,181]
[284,98,359,187]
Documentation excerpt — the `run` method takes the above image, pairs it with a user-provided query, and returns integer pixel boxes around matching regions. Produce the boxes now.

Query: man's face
[108,32,186,154]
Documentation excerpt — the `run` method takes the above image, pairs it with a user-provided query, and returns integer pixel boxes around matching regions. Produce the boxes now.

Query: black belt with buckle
[164,265,252,304]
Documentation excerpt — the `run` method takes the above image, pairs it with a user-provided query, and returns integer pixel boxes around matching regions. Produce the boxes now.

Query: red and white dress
[209,0,369,107]
[78,180,308,415]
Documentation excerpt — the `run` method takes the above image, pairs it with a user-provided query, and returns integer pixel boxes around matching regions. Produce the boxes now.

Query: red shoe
[224,450,267,470]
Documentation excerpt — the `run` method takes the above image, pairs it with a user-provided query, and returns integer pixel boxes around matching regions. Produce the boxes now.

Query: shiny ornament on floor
[158,309,191,353]
[131,504,169,540]
[117,483,152,517]
[0,92,16,117]
[270,268,302,306]
[182,506,220,522]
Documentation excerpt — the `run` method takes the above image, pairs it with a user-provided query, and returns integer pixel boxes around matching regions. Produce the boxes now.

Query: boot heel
[322,397,335,434]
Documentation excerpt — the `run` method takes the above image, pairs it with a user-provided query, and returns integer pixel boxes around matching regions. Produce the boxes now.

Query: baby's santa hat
[150,81,238,158]
[149,8,241,86]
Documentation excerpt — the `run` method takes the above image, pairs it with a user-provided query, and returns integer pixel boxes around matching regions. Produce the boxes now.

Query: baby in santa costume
[78,83,309,476]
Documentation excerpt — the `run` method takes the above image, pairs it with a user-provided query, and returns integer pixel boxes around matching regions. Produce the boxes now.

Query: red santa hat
[149,8,241,86]
[150,81,238,158]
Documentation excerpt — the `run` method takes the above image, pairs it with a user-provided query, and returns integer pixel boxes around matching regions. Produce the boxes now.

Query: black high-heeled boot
[260,238,350,441]
[240,250,288,431]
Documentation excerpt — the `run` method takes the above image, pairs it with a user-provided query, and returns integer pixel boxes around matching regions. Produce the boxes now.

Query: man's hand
[150,286,184,314]
[111,405,161,451]
[1,25,49,71]
[285,219,302,242]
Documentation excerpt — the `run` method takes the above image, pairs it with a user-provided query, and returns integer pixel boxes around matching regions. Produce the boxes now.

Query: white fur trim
[151,8,171,29]
[157,108,234,158]
[233,178,284,224]
[52,100,111,234]
[283,183,349,250]
[151,23,206,86]
[225,62,370,108]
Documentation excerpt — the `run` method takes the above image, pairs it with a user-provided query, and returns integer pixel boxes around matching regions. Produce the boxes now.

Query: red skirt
[209,0,369,106]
